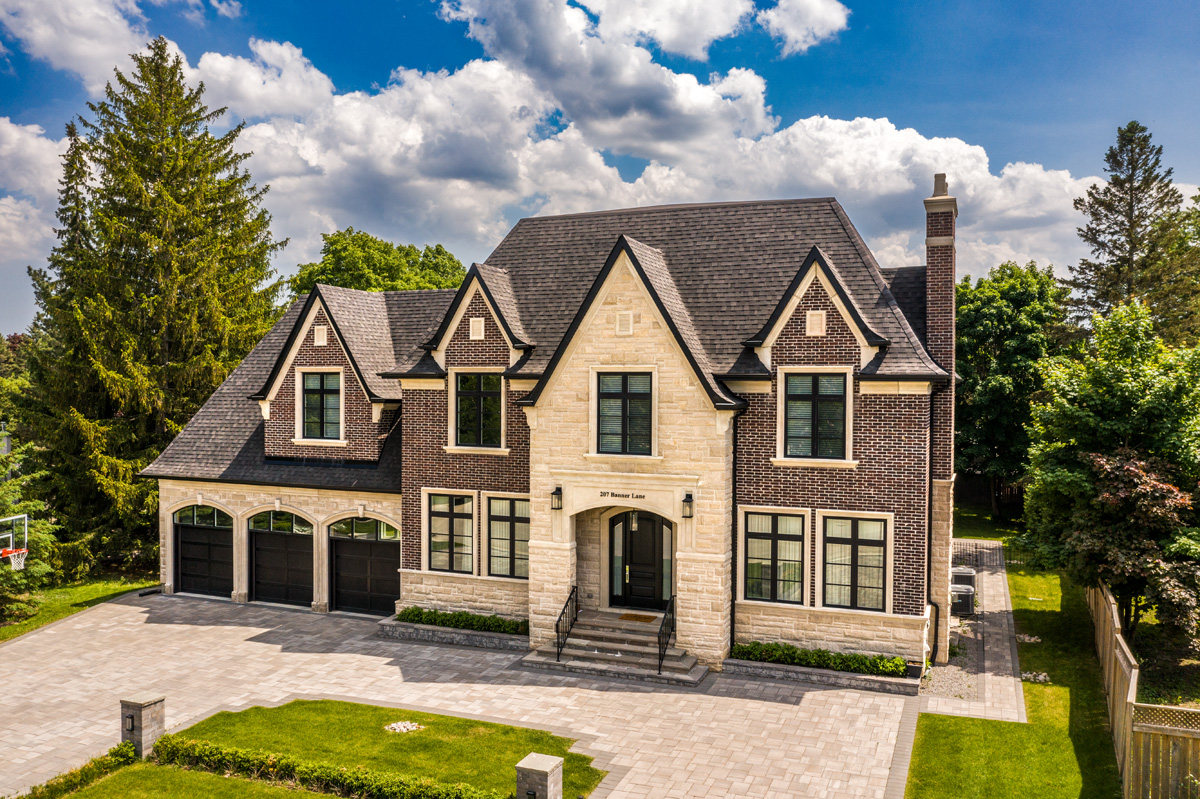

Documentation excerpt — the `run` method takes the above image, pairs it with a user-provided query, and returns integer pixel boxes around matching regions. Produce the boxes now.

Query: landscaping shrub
[153,734,508,799]
[730,641,908,676]
[19,741,137,799]
[397,606,529,636]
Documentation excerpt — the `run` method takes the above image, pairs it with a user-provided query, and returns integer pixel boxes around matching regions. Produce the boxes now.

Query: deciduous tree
[288,227,465,296]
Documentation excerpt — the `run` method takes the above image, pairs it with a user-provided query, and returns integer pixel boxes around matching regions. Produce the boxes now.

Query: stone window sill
[736,598,908,619]
[401,569,527,584]
[770,457,858,469]
[583,452,664,462]
[443,445,510,457]
[290,438,348,447]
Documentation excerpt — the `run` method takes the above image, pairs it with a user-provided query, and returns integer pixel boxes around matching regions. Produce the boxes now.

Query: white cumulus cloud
[576,0,753,60]
[757,0,851,57]
[193,39,334,118]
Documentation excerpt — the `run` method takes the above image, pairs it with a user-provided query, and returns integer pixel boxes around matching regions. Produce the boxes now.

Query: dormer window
[302,372,341,439]
[598,373,652,455]
[456,373,502,447]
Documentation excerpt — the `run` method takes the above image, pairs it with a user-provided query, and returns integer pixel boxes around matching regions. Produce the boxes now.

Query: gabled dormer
[249,286,400,462]
[420,263,532,372]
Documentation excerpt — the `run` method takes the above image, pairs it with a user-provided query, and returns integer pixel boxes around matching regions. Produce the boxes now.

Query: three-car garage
[172,505,402,615]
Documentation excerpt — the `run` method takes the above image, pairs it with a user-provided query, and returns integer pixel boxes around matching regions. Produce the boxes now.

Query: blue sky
[1,0,1197,332]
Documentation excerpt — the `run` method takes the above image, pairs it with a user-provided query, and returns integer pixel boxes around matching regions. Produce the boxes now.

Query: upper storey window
[784,373,846,459]
[302,372,341,439]
[456,373,502,447]
[598,373,652,455]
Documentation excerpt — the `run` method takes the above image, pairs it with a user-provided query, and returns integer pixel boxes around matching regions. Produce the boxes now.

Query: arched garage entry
[248,511,314,608]
[329,516,402,615]
[173,504,234,598]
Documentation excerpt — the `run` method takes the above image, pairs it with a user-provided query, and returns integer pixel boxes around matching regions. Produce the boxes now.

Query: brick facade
[265,307,394,462]
[735,277,931,618]
[398,291,530,575]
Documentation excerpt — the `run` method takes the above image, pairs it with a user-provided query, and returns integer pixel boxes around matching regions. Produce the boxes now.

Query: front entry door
[609,511,671,610]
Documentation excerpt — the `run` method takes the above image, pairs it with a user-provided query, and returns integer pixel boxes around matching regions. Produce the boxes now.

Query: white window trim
[480,491,531,581]
[736,505,811,606]
[293,365,347,446]
[814,509,896,616]
[444,366,509,455]
[418,487,479,576]
[588,365,659,458]
[773,365,857,468]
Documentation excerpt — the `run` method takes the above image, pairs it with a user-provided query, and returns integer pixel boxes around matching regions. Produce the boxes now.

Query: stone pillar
[931,476,955,664]
[674,551,731,668]
[516,753,563,799]
[231,515,249,603]
[312,527,330,613]
[120,695,165,758]
[159,502,174,594]
[527,508,576,650]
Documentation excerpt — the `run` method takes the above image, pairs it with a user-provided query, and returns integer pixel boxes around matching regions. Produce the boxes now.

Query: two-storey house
[143,175,959,671]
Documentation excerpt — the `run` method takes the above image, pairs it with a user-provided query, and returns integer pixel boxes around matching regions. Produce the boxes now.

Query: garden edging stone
[377,618,530,650]
[722,658,921,695]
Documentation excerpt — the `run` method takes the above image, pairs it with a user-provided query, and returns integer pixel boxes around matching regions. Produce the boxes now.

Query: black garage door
[174,505,234,598]
[330,517,402,615]
[249,512,314,607]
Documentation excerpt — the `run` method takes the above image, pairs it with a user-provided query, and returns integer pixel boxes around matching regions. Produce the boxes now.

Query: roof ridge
[512,196,837,225]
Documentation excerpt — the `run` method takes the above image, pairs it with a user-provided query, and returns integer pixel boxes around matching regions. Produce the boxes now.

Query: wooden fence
[1087,584,1200,798]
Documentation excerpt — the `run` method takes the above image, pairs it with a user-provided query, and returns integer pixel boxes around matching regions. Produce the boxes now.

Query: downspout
[926,391,941,666]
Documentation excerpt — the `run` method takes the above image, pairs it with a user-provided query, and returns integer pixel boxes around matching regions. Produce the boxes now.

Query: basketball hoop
[0,514,28,572]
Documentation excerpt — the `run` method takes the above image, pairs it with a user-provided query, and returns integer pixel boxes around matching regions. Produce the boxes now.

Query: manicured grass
[905,566,1122,799]
[953,501,1023,540]
[182,699,606,797]
[68,762,309,798]
[0,573,157,642]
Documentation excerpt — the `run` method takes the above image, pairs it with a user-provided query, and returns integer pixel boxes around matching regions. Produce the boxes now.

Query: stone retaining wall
[722,658,920,695]
[735,600,929,662]
[376,618,530,650]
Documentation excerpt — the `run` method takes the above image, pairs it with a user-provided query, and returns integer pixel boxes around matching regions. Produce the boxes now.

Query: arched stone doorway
[607,510,673,611]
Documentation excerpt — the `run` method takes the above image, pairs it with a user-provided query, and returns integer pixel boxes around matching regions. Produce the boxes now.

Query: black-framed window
[173,505,233,528]
[744,512,805,603]
[302,372,341,439]
[249,511,313,535]
[329,517,399,541]
[784,373,846,459]
[598,373,652,455]
[488,497,530,579]
[456,373,502,447]
[429,494,473,573]
[823,517,886,611]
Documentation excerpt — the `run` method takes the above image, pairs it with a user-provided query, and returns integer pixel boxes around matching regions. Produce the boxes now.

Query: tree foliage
[288,227,465,296]
[1141,192,1200,346]
[1065,121,1187,330]
[0,334,29,432]
[956,261,1067,515]
[1024,302,1200,642]
[17,37,284,566]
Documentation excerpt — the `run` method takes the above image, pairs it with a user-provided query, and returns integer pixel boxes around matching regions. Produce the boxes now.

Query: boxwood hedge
[730,641,908,676]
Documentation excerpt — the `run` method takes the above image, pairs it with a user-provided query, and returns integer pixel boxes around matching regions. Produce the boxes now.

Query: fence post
[516,753,563,799]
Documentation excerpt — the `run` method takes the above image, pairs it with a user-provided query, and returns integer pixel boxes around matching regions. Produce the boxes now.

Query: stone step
[563,634,686,660]
[551,644,698,673]
[520,649,709,687]
[564,625,666,647]
[572,611,665,635]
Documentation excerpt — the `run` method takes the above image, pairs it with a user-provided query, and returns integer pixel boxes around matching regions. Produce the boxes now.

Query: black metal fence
[555,585,578,662]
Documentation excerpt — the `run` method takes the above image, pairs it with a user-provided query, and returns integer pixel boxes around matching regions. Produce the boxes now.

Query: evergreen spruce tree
[19,37,284,564]
[1065,121,1183,325]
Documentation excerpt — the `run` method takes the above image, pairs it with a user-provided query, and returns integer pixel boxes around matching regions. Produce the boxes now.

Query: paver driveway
[0,594,913,798]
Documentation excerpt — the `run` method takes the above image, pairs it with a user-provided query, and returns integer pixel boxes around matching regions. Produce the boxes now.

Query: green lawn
[1127,605,1200,708]
[68,762,309,798]
[905,564,1122,798]
[0,573,157,643]
[182,699,606,798]
[953,501,1023,540]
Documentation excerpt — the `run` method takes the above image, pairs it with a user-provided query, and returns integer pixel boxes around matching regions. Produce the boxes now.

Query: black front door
[609,511,671,610]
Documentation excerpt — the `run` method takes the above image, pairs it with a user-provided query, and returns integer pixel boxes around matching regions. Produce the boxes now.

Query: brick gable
[264,307,393,462]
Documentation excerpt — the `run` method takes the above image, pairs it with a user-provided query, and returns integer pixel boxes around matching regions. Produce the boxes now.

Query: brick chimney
[924,173,957,481]
[925,173,957,665]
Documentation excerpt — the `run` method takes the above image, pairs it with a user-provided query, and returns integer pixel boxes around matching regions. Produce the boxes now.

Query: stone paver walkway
[920,539,1026,723]
[0,594,914,798]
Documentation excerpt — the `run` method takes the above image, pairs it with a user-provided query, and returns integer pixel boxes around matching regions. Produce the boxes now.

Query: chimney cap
[933,173,948,197]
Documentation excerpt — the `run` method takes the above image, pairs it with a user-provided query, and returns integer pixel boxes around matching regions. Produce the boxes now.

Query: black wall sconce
[124,714,135,732]
[682,493,694,518]
[550,486,563,510]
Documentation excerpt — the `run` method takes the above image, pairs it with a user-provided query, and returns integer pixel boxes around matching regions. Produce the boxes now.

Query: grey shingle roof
[483,198,944,379]
[880,266,927,345]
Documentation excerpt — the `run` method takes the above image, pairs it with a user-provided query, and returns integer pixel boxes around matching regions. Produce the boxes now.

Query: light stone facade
[734,601,930,662]
[157,478,402,611]
[396,571,528,619]
[522,253,736,667]
[930,476,955,663]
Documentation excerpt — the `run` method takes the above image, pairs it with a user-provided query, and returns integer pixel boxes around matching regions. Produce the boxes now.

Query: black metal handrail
[657,595,676,674]
[555,585,579,662]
